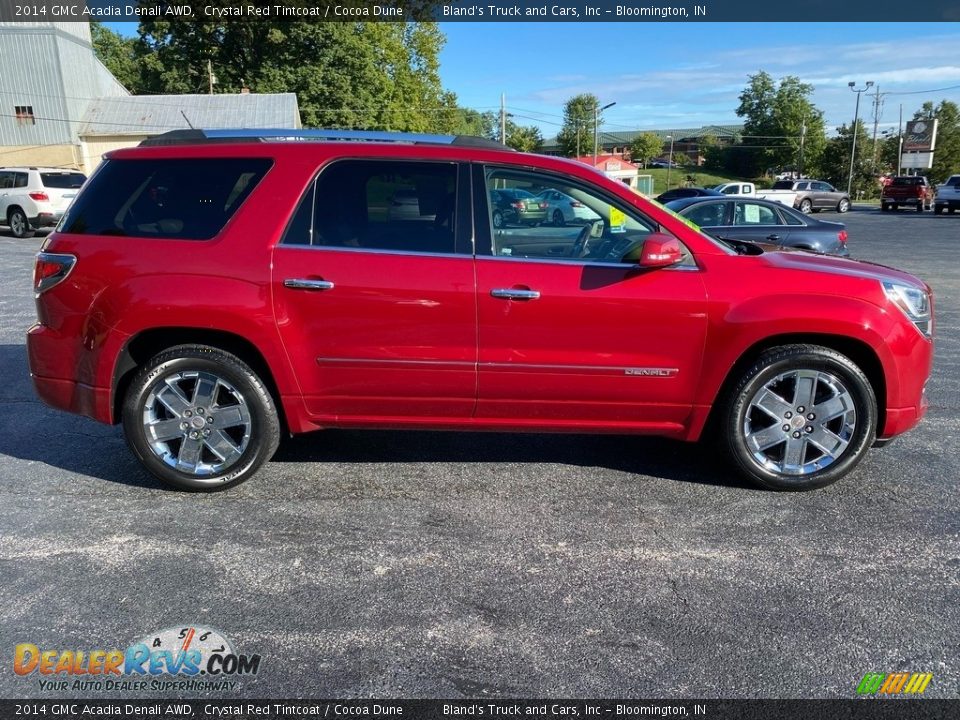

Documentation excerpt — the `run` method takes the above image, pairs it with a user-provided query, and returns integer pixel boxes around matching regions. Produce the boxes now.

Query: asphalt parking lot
[0,208,957,700]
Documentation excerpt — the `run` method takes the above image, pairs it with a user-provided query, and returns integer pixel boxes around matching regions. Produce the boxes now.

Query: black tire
[799,199,812,214]
[7,207,33,239]
[122,344,280,491]
[553,209,565,226]
[722,344,877,491]
[492,210,504,229]
[916,201,924,213]
[934,205,943,215]
[881,203,890,212]
[837,198,850,213]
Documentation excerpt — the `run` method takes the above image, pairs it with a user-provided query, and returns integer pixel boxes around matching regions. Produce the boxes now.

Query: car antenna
[180,110,195,129]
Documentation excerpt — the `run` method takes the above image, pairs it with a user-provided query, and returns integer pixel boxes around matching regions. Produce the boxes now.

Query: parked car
[770,179,850,214]
[0,167,86,238]
[27,128,933,493]
[534,189,601,225]
[881,176,935,213]
[666,196,849,256]
[934,175,960,214]
[655,187,723,203]
[489,188,548,228]
[649,159,680,168]
[713,182,757,196]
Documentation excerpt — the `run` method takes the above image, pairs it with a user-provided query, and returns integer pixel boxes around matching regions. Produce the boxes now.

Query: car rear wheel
[492,210,504,229]
[553,209,565,226]
[799,199,812,214]
[722,345,877,491]
[935,205,943,215]
[7,208,33,239]
[122,345,280,491]
[917,201,924,213]
[837,198,850,213]
[881,203,890,212]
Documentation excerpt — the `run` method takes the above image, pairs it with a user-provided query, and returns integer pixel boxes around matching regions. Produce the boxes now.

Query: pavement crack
[651,528,690,612]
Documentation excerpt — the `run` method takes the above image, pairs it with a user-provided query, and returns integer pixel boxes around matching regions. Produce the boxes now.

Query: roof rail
[139,128,511,150]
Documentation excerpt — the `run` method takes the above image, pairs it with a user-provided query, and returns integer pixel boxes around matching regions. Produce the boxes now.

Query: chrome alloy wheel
[141,370,252,477]
[742,369,857,477]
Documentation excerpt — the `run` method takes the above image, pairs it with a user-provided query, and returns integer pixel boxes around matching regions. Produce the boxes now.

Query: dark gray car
[771,179,850,214]
[665,196,849,256]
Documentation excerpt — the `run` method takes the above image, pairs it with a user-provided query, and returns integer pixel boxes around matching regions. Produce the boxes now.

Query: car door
[0,171,13,218]
[474,165,708,428]
[813,182,832,209]
[726,201,792,245]
[271,159,478,421]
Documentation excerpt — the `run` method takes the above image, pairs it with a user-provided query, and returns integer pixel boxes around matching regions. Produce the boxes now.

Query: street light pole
[666,135,675,189]
[847,81,873,197]
[594,101,616,165]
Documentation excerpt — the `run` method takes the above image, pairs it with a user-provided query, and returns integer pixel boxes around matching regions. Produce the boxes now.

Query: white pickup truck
[711,181,798,208]
[934,175,960,214]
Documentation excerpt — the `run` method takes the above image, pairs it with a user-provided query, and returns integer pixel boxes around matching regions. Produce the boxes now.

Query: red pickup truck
[881,176,935,212]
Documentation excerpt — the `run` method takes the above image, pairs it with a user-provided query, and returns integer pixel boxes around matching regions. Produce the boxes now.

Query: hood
[760,247,929,291]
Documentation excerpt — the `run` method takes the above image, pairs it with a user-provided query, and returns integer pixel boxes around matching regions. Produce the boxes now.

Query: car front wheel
[122,345,281,491]
[723,345,877,491]
[837,198,850,213]
[798,199,812,214]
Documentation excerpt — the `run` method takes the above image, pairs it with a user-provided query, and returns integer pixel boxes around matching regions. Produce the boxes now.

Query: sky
[108,21,960,139]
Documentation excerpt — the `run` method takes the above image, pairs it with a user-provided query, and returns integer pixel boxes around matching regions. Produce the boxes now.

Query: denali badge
[625,368,679,377]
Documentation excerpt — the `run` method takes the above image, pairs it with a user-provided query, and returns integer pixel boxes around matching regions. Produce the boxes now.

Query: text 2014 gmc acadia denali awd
[27,129,933,491]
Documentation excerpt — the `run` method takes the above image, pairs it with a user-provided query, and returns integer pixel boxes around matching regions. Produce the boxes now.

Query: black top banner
[1,700,959,720]
[1,0,959,22]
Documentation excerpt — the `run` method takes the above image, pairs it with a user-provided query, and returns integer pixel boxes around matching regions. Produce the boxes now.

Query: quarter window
[59,158,271,239]
[282,160,457,255]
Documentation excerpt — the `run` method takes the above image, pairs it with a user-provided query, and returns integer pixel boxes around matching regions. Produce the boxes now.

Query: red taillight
[539,202,547,209]
[570,201,583,207]
[34,252,76,294]
[838,230,848,245]
[511,201,524,210]
[28,191,49,202]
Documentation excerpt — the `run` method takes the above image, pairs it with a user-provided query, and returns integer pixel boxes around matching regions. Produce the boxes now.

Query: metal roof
[78,93,302,137]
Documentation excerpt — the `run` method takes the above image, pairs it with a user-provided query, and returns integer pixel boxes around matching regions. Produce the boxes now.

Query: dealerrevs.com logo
[857,672,934,696]
[14,626,260,692]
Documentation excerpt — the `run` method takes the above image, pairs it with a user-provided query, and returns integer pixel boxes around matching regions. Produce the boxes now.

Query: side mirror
[638,233,684,268]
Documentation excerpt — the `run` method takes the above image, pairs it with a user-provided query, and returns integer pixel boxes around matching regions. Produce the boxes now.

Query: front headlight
[882,281,932,337]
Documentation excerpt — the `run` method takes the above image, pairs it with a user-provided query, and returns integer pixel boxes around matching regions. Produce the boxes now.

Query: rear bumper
[27,323,113,424]
[28,212,63,230]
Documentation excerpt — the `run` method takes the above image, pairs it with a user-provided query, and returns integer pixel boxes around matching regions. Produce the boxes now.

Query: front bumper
[934,198,960,209]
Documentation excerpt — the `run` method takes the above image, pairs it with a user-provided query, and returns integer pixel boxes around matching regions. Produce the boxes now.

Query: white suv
[0,167,86,238]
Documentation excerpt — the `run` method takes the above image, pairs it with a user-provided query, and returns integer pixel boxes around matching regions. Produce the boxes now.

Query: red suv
[27,129,933,492]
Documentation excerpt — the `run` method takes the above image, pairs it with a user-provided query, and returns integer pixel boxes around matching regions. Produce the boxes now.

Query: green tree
[505,121,543,152]
[911,100,960,184]
[629,132,663,168]
[90,21,141,92]
[821,120,875,198]
[133,21,456,132]
[734,71,827,177]
[556,94,600,157]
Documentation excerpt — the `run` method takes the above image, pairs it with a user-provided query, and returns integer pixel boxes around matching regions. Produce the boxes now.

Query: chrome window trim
[273,244,470,261]
[476,254,700,271]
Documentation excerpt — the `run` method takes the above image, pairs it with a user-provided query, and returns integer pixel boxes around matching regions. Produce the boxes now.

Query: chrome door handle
[284,278,334,291]
[766,234,781,241]
[491,288,540,300]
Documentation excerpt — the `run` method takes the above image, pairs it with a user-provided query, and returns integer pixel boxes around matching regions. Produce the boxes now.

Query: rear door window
[282,159,458,255]
[59,158,272,240]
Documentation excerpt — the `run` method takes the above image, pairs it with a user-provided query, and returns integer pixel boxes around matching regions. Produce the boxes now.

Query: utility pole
[593,101,616,165]
[871,84,883,168]
[897,103,904,176]
[847,81,873,197]
[207,59,215,95]
[799,119,806,178]
[500,93,506,145]
[666,135,675,190]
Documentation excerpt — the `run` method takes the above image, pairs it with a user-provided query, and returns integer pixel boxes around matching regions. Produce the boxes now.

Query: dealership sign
[902,119,938,169]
